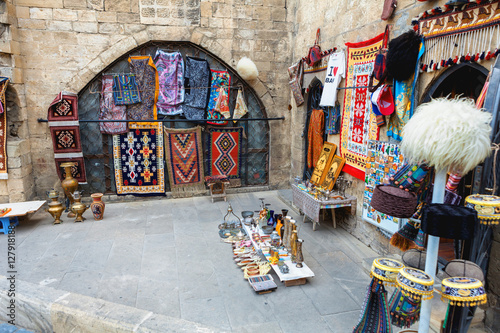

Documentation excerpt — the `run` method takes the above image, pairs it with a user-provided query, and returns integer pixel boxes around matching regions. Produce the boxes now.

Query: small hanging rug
[208,127,243,180]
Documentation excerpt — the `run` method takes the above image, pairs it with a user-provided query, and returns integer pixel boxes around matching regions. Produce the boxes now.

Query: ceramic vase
[90,193,105,220]
[296,239,304,268]
[60,162,78,218]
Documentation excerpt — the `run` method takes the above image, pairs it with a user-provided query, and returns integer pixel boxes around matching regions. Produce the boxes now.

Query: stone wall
[0,0,294,203]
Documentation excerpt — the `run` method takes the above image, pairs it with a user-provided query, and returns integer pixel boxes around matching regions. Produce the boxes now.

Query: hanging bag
[306,29,322,67]
[368,26,390,93]
[288,59,304,106]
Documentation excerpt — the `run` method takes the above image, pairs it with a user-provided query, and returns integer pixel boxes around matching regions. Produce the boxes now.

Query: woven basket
[370,185,418,218]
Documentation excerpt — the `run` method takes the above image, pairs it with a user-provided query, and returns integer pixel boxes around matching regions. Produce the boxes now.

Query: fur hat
[401,97,492,174]
[236,57,259,81]
[386,30,422,81]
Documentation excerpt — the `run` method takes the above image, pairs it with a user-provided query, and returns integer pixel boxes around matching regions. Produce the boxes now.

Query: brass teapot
[70,190,88,222]
[46,189,65,225]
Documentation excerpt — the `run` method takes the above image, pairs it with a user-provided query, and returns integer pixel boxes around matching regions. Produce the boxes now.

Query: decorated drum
[396,267,434,300]
[465,194,500,225]
[440,277,487,307]
[371,258,404,284]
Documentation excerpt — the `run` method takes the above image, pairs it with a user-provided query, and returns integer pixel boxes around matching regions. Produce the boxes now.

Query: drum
[371,258,405,284]
[465,194,500,225]
[397,267,434,300]
[440,277,487,307]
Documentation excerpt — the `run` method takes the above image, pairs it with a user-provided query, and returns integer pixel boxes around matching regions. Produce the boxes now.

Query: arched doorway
[421,63,489,261]
[77,41,270,194]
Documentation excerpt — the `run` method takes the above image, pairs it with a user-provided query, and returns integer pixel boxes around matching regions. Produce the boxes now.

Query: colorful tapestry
[47,91,78,121]
[99,75,128,135]
[184,56,210,120]
[416,0,500,72]
[112,74,141,105]
[164,126,204,188]
[307,109,325,168]
[353,279,392,333]
[0,77,9,179]
[48,91,87,184]
[340,34,382,180]
[207,70,230,125]
[155,50,184,116]
[208,127,242,179]
[54,156,87,183]
[387,42,424,141]
[325,102,341,135]
[127,56,158,129]
[113,124,165,196]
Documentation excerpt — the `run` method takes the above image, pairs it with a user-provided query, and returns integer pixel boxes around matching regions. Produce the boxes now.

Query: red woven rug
[208,127,242,179]
[340,34,382,180]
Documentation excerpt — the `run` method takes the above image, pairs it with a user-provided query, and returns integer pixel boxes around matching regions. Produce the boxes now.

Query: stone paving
[0,190,382,332]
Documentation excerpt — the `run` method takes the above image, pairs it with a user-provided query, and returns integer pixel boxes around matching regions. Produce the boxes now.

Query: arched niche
[77,41,270,194]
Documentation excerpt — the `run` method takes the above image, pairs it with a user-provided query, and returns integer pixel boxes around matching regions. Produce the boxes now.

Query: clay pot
[90,193,105,220]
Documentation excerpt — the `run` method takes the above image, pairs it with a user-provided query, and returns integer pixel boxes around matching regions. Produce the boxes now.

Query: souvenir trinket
[371,257,404,285]
[465,194,500,225]
[439,277,487,307]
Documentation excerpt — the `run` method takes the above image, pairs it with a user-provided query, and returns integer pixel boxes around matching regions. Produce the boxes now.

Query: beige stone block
[11,68,24,84]
[6,139,30,159]
[29,8,53,20]
[47,20,73,31]
[271,7,286,21]
[200,2,212,17]
[96,11,118,22]
[63,0,87,9]
[15,0,63,8]
[253,7,271,21]
[123,24,146,34]
[147,25,190,41]
[107,0,132,13]
[17,18,47,30]
[200,16,209,27]
[132,30,149,45]
[73,21,98,33]
[0,180,7,193]
[53,8,78,21]
[88,0,105,11]
[76,33,110,46]
[8,164,33,179]
[16,6,30,19]
[98,36,137,65]
[12,55,26,69]
[98,23,124,34]
[117,12,140,23]
[212,3,231,18]
[131,0,139,13]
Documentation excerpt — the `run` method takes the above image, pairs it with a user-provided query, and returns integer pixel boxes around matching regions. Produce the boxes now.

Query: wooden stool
[205,176,230,203]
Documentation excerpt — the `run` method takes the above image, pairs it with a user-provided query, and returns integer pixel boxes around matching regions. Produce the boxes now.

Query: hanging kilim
[154,50,184,116]
[415,0,500,72]
[127,56,158,129]
[207,127,242,180]
[164,126,204,188]
[113,124,165,196]
[99,75,128,135]
[340,34,382,180]
[48,91,87,184]
[184,56,211,120]
[0,77,9,179]
[207,70,230,125]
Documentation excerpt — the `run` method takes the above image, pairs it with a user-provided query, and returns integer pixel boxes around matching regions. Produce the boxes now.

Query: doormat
[113,124,165,196]
[0,77,8,179]
[208,127,242,180]
[48,91,87,184]
[164,126,204,188]
[340,34,382,180]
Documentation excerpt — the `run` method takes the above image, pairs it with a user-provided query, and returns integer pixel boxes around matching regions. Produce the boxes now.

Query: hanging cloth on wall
[47,91,87,184]
[215,87,231,119]
[207,127,243,180]
[99,75,128,135]
[112,74,141,105]
[233,89,248,120]
[127,56,158,129]
[319,50,345,107]
[112,124,165,196]
[387,42,424,141]
[154,50,185,116]
[207,69,231,125]
[340,33,383,180]
[0,77,9,180]
[184,56,210,120]
[415,1,500,72]
[307,108,325,168]
[325,102,341,135]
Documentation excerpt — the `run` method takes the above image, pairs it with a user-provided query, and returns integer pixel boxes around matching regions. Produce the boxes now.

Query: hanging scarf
[127,56,158,129]
[325,102,341,135]
[307,108,325,168]
[353,278,392,333]
[207,69,230,125]
[112,74,141,105]
[215,88,231,119]
[154,50,184,116]
[389,288,421,329]
[99,75,128,135]
[233,89,248,121]
[184,56,210,120]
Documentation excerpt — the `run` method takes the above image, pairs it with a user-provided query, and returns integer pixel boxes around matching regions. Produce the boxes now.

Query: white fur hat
[236,57,259,81]
[401,97,492,174]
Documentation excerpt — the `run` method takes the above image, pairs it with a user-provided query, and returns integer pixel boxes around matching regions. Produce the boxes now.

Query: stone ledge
[0,275,227,333]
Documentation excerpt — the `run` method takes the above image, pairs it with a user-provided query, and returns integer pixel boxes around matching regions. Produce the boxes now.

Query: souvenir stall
[287,2,500,332]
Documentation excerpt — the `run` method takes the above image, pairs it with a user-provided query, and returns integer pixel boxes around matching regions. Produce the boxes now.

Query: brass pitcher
[70,190,87,222]
[46,189,65,224]
[60,162,78,218]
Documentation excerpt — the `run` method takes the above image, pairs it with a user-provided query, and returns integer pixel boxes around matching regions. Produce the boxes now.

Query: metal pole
[419,168,448,333]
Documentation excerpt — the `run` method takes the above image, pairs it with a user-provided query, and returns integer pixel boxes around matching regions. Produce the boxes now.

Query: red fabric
[307,109,325,168]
